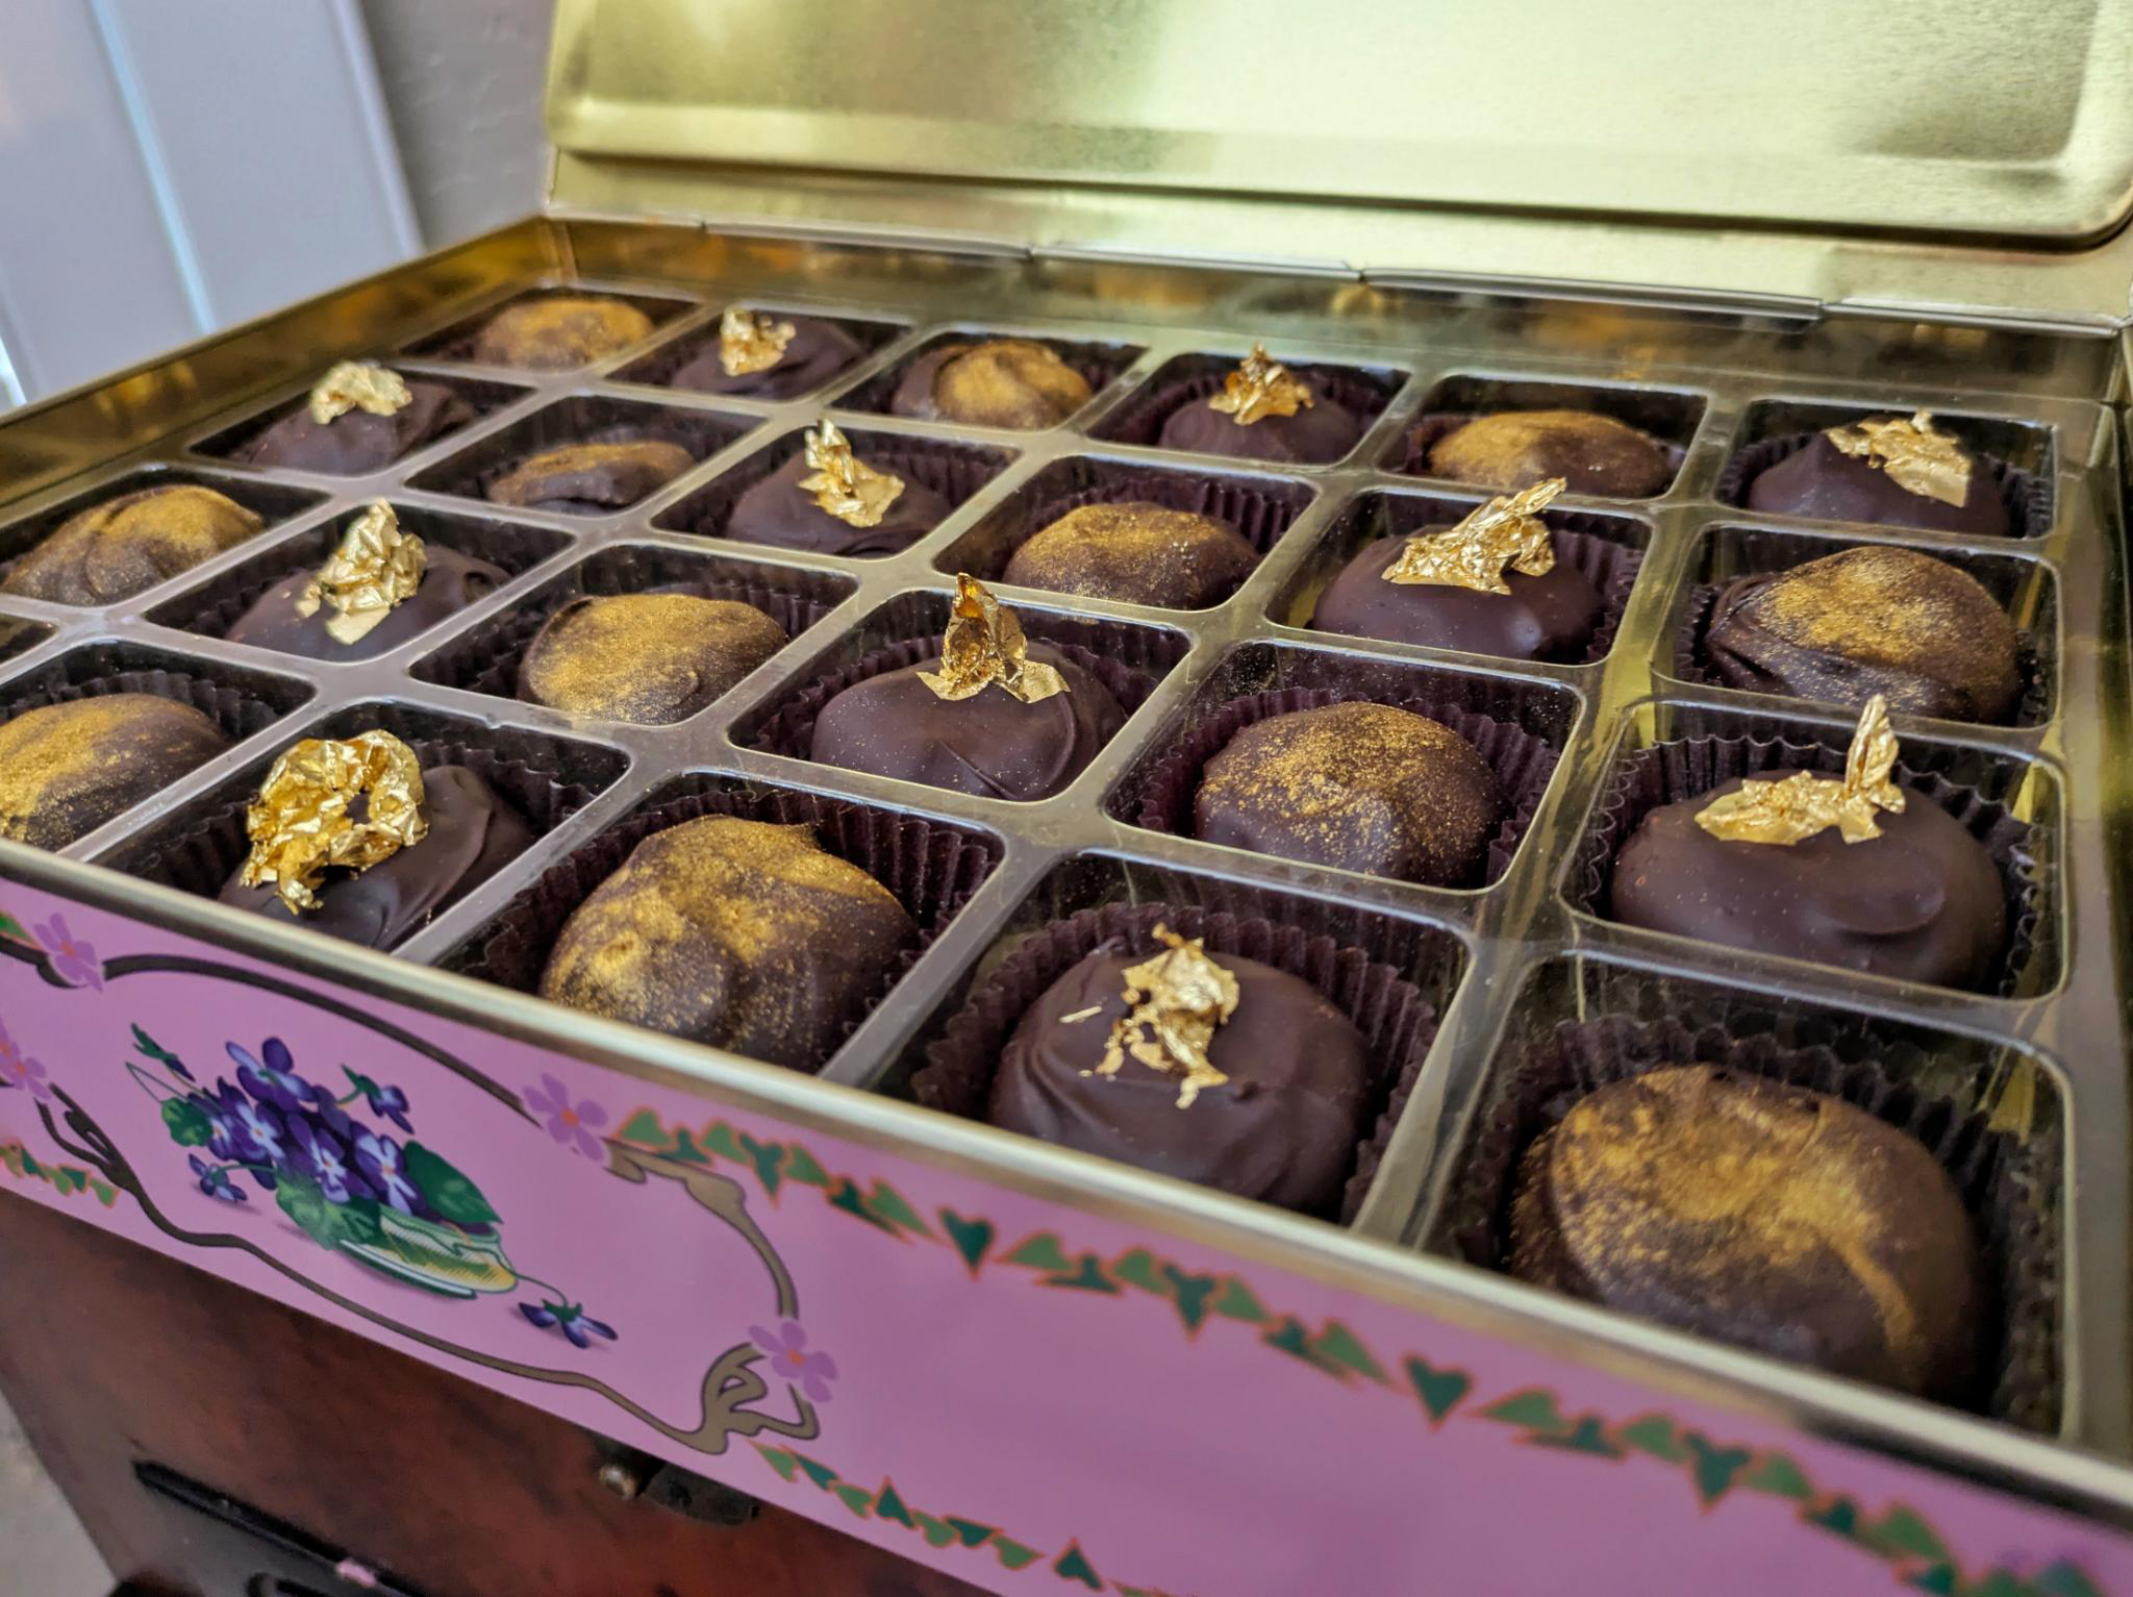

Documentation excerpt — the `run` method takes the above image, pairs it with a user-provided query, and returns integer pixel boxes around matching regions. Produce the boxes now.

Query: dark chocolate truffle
[227,544,508,662]
[1509,1065,1982,1401]
[1311,531,1605,662]
[670,313,865,399]
[219,765,533,950]
[3,485,263,605]
[890,339,1092,430]
[987,938,1371,1212]
[519,594,788,725]
[1157,365,1364,465]
[242,382,474,475]
[1745,420,2010,537]
[725,451,951,557]
[1704,545,2022,724]
[1426,410,1673,498]
[485,439,697,515]
[1003,502,1259,608]
[471,297,655,370]
[809,643,1125,801]
[1194,703,1503,885]
[539,815,915,1069]
[1611,775,2006,988]
[0,694,229,850]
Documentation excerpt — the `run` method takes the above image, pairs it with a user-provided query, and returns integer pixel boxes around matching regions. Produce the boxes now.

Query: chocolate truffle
[725,448,951,557]
[987,932,1371,1213]
[890,339,1092,430]
[220,765,533,950]
[471,297,655,370]
[0,694,228,849]
[1703,545,2022,724]
[519,594,788,725]
[485,439,697,515]
[1157,347,1364,465]
[1003,502,1259,608]
[1510,1065,1982,1401]
[1745,413,2010,537]
[3,485,263,605]
[670,310,865,399]
[1426,410,1673,498]
[242,381,474,476]
[539,815,915,1069]
[1195,703,1503,885]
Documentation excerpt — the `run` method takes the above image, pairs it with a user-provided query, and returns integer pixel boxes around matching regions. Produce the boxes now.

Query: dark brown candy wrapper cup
[1716,432,2051,538]
[0,663,284,747]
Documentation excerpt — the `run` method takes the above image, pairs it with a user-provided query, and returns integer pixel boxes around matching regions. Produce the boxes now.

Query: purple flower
[345,1069,412,1135]
[750,1320,838,1403]
[520,1299,618,1350]
[524,1074,609,1161]
[228,1097,288,1167]
[229,1038,313,1115]
[305,1081,355,1142]
[288,1114,359,1205]
[33,915,101,991]
[352,1127,418,1214]
[0,1025,50,1103]
[189,1154,246,1203]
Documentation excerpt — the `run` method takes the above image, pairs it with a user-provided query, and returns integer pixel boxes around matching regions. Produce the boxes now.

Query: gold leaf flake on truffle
[1823,411,1972,507]
[1696,695,1906,847]
[237,730,429,915]
[1093,924,1239,1108]
[718,307,797,377]
[916,573,1067,705]
[796,419,905,528]
[294,502,427,646]
[1382,478,1565,593]
[1207,343,1314,426]
[308,361,413,426]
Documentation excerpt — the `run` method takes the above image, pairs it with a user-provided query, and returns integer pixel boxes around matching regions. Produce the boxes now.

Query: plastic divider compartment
[398,283,702,368]
[190,374,534,474]
[613,305,910,394]
[1387,372,1709,497]
[830,327,1146,427]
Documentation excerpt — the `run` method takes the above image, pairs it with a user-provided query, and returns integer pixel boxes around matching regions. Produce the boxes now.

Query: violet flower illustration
[524,1074,609,1161]
[352,1126,419,1214]
[344,1068,413,1134]
[751,1320,838,1403]
[228,1038,314,1115]
[520,1299,617,1350]
[33,914,101,991]
[0,1024,50,1103]
[189,1154,247,1204]
[288,1115,361,1205]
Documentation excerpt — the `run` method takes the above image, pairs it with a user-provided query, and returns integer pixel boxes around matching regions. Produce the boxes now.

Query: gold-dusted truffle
[519,594,789,725]
[471,297,655,370]
[3,485,263,606]
[1426,410,1673,498]
[0,694,229,850]
[902,339,1092,430]
[1002,501,1259,609]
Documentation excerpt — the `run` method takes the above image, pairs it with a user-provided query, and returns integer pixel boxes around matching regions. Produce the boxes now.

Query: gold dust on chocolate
[1382,478,1566,592]
[1697,694,1905,846]
[1824,411,1972,506]
[238,730,430,916]
[718,307,797,377]
[797,419,905,528]
[1092,924,1239,1108]
[307,361,413,425]
[1207,343,1314,426]
[917,574,1067,705]
[295,502,426,646]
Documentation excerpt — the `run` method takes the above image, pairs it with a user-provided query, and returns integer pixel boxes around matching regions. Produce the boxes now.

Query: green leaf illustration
[938,1209,996,1275]
[754,1445,799,1483]
[1865,1505,1950,1566]
[404,1142,501,1227]
[1403,1357,1473,1426]
[1053,1542,1103,1589]
[132,1025,182,1066]
[277,1177,378,1253]
[161,1097,215,1148]
[873,1482,914,1528]
[0,914,31,946]
[616,1108,666,1146]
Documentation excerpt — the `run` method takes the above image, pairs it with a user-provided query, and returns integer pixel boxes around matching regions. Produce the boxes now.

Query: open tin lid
[545,0,2133,328]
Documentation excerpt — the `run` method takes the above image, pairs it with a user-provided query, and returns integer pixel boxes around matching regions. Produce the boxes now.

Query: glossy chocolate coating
[226,545,509,661]
[1311,531,1605,662]
[519,594,788,725]
[0,694,228,850]
[4,485,263,605]
[987,942,1371,1213]
[241,383,474,476]
[1745,428,2011,537]
[725,451,952,557]
[1704,545,2022,724]
[1510,1065,1982,1400]
[809,644,1125,802]
[1003,501,1259,608]
[1611,776,2006,988]
[1194,702,1502,885]
[1426,410,1673,497]
[485,439,696,515]
[219,765,533,951]
[889,340,1092,430]
[539,815,915,1069]
[669,315,865,399]
[470,297,654,370]
[1157,384,1364,465]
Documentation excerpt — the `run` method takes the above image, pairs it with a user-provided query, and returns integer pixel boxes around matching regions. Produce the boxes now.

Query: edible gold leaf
[1207,343,1314,426]
[308,361,413,425]
[719,306,797,377]
[1093,925,1240,1108]
[916,574,1067,705]
[1823,410,1972,507]
[1382,478,1566,593]
[236,730,430,916]
[796,418,904,528]
[1696,696,1907,847]
[294,502,427,646]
